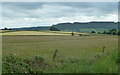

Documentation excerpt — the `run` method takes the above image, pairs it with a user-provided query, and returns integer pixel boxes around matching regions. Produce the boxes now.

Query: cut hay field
[1,30,89,36]
[2,31,119,73]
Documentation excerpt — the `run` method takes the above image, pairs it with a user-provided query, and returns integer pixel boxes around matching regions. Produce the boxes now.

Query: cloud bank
[1,2,118,28]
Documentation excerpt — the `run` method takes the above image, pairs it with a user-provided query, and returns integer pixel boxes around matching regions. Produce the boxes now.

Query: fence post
[53,49,58,59]
[103,46,105,53]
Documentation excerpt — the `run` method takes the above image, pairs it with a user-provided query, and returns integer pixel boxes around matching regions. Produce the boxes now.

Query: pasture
[2,31,119,73]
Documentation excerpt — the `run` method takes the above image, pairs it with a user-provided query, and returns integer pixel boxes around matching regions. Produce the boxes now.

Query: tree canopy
[50,26,60,31]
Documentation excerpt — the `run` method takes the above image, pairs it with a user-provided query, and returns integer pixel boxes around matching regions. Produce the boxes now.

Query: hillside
[53,21,118,33]
[11,21,118,33]
[12,26,50,31]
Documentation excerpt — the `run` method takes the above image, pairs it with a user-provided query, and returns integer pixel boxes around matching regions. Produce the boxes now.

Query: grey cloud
[1,2,118,28]
[2,2,118,18]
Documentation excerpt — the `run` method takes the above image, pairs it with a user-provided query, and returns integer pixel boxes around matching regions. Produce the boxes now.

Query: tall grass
[2,50,118,73]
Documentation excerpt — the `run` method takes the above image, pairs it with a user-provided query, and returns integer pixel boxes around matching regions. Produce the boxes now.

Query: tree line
[1,27,120,35]
[1,27,12,30]
[91,29,120,35]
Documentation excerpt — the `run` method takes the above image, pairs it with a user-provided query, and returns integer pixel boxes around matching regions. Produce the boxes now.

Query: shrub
[34,55,44,62]
[2,55,46,73]
[91,31,96,33]
[71,32,74,36]
[50,26,60,31]
[79,34,82,36]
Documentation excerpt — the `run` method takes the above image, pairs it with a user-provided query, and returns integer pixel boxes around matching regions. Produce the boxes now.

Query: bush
[50,26,60,31]
[2,55,47,73]
[98,32,101,34]
[91,31,96,33]
[71,32,74,36]
[2,27,12,30]
[34,55,44,62]
[101,29,119,35]
[79,34,82,36]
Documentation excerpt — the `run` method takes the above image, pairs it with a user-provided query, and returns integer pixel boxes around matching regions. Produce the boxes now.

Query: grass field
[2,31,119,73]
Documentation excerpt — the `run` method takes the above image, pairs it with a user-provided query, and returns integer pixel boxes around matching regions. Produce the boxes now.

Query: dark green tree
[71,32,74,36]
[4,27,8,30]
[2,27,12,30]
[103,31,107,34]
[50,26,60,31]
[91,31,96,33]
[98,32,101,34]
[109,29,117,35]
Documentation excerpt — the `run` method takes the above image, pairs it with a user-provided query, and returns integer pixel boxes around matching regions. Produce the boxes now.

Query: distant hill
[11,21,118,33]
[53,21,118,33]
[12,26,50,31]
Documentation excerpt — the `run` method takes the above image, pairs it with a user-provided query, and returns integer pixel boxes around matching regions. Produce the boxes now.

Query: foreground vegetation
[2,31,119,73]
[2,50,118,73]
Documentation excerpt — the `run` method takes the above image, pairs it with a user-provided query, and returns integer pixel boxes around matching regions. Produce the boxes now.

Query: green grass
[3,35,118,58]
[88,51,118,73]
[45,51,118,73]
[2,50,118,73]
[2,32,119,73]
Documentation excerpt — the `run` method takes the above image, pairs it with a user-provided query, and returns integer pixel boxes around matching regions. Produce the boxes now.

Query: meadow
[2,31,119,73]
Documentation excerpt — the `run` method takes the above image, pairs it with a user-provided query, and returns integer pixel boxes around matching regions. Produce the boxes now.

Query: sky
[1,2,118,28]
[1,0,119,2]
